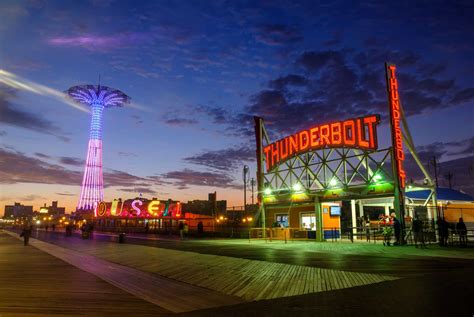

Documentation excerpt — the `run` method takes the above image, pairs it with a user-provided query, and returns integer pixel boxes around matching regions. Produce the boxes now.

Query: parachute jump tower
[66,85,130,210]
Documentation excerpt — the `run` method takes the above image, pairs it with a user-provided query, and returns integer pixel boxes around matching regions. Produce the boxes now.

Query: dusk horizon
[1,1,473,216]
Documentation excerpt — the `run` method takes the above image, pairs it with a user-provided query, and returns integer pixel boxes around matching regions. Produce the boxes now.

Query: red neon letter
[288,134,299,156]
[356,118,369,149]
[343,120,356,146]
[271,142,280,169]
[363,115,378,149]
[319,125,330,146]
[299,130,310,152]
[310,126,319,149]
[279,138,289,160]
[264,145,272,170]
[331,122,342,145]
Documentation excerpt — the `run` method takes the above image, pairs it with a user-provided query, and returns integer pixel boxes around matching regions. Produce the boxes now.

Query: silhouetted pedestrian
[178,221,184,240]
[183,222,189,239]
[412,215,425,248]
[437,217,449,246]
[456,217,467,246]
[52,224,56,231]
[20,224,32,246]
[392,213,401,245]
[197,221,204,236]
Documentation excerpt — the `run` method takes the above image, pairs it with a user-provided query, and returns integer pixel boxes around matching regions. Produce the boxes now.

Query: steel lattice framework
[263,147,394,195]
[66,85,130,210]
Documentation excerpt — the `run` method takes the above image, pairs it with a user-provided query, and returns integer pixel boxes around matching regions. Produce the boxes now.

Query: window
[275,214,289,227]
[301,213,316,230]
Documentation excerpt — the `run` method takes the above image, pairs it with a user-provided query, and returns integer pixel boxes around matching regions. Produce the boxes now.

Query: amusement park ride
[254,63,438,242]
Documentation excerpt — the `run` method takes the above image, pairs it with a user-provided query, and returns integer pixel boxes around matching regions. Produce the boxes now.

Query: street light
[264,187,272,196]
[329,178,338,187]
[373,174,383,182]
[292,183,302,192]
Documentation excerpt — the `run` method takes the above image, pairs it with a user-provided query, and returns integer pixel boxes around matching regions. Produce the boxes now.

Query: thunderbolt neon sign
[386,64,406,188]
[263,115,380,171]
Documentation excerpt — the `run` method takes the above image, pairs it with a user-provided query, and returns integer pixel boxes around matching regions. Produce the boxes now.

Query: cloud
[47,32,152,52]
[117,151,139,158]
[405,155,474,196]
[269,74,308,90]
[164,117,198,126]
[20,194,46,201]
[118,187,156,195]
[0,147,163,189]
[194,105,232,124]
[403,138,474,195]
[161,168,240,190]
[35,152,51,159]
[58,156,85,167]
[183,145,255,171]
[0,130,6,136]
[0,148,82,186]
[415,137,474,160]
[0,84,70,141]
[243,48,474,136]
[450,88,474,105]
[254,24,303,45]
[56,192,76,196]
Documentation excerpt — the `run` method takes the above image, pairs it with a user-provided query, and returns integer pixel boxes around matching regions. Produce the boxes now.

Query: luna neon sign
[386,64,406,188]
[95,199,182,218]
[263,115,380,171]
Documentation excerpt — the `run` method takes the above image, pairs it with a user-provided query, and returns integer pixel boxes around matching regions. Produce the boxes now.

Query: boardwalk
[2,229,474,316]
[0,233,169,316]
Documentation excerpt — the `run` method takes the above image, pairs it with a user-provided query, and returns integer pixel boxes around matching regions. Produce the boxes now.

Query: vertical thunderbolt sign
[385,64,406,188]
[385,63,407,241]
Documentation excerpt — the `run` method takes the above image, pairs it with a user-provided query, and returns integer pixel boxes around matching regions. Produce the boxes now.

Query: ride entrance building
[254,63,440,242]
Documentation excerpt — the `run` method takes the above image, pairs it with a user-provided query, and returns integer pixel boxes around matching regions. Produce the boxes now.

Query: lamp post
[243,165,249,212]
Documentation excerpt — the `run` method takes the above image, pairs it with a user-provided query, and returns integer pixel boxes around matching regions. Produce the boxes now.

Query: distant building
[48,201,66,215]
[3,203,33,218]
[182,192,227,216]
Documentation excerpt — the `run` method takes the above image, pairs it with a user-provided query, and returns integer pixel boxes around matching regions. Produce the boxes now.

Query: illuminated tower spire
[66,85,130,210]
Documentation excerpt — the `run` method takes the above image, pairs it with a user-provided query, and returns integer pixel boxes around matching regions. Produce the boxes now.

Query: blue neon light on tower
[66,84,130,210]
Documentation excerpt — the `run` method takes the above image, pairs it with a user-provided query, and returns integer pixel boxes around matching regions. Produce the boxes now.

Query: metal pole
[251,178,255,205]
[243,165,249,212]
[254,117,266,237]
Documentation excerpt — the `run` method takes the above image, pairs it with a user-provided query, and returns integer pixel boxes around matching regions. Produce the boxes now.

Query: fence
[249,227,341,243]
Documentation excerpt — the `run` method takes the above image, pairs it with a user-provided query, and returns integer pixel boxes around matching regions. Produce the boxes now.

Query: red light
[264,115,380,171]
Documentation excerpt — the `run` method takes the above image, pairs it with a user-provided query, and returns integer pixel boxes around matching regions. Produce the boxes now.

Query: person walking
[391,213,401,246]
[20,224,32,246]
[178,221,184,240]
[456,217,467,247]
[197,221,204,236]
[183,222,189,240]
[412,215,425,248]
[437,217,450,246]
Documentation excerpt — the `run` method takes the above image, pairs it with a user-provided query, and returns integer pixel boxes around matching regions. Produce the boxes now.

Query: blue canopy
[406,187,474,202]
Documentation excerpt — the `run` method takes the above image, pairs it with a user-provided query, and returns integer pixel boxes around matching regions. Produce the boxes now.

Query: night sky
[1,0,473,214]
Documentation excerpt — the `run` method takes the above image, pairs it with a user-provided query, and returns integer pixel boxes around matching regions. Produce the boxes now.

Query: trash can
[118,233,125,243]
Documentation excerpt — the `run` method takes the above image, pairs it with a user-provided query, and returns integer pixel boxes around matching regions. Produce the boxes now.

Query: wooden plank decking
[30,234,399,302]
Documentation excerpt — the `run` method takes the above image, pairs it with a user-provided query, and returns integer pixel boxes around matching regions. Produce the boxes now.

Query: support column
[431,188,439,242]
[358,200,364,218]
[384,204,390,216]
[315,195,323,242]
[351,200,357,239]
